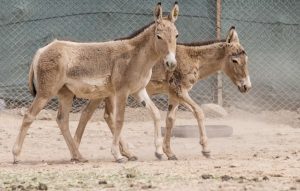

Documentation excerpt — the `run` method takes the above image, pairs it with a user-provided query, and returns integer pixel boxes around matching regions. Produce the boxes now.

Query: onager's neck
[126,24,159,65]
[180,42,228,80]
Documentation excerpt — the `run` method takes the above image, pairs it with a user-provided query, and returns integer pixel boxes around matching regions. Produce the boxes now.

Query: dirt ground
[0,107,299,191]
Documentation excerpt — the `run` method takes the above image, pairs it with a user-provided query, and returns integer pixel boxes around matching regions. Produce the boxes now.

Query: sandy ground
[0,107,299,191]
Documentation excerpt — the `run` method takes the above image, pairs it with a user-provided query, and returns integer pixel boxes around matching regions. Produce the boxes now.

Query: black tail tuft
[31,81,36,97]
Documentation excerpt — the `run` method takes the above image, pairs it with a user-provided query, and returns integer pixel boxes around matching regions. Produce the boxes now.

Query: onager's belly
[66,76,113,99]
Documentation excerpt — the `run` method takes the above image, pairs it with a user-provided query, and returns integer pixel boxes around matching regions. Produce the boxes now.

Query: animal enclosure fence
[0,0,299,114]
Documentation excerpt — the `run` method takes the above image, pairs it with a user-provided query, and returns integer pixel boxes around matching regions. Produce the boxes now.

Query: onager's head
[223,26,251,93]
[154,2,179,71]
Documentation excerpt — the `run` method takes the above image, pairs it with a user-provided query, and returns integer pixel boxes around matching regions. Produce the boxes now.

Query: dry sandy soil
[0,107,299,191]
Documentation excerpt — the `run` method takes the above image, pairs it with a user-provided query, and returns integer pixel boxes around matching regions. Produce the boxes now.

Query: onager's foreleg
[163,96,179,160]
[180,90,210,158]
[134,88,164,159]
[104,97,138,161]
[73,99,102,147]
[73,97,137,160]
[111,91,128,163]
[12,96,49,163]
[57,87,87,162]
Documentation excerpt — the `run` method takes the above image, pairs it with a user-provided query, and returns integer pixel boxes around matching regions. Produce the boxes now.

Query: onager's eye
[157,35,162,40]
[176,34,179,38]
[232,59,238,64]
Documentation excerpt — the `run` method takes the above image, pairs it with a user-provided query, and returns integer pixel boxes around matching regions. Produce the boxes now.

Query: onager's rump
[12,2,180,163]
[73,26,251,160]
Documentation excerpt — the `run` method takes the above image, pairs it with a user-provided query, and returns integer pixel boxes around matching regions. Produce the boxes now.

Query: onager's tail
[28,62,36,97]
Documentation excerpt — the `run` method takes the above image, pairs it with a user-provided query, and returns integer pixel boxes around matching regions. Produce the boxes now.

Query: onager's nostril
[172,62,177,69]
[166,61,170,67]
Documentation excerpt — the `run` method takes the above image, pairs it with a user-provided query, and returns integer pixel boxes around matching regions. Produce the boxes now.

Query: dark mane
[178,39,226,47]
[115,21,155,41]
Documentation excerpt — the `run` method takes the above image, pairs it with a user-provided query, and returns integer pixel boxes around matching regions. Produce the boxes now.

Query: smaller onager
[73,26,251,160]
[12,2,179,163]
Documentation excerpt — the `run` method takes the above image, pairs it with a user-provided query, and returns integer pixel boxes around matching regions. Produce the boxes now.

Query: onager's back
[13,2,180,163]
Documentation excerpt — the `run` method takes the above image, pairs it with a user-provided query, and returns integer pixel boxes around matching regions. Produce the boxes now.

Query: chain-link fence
[0,0,299,115]
[221,0,300,111]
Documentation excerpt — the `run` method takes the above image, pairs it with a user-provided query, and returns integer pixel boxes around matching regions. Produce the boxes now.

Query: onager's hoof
[202,151,211,158]
[116,157,127,163]
[128,156,138,161]
[168,155,178,160]
[155,152,163,160]
[13,155,20,164]
[71,157,88,163]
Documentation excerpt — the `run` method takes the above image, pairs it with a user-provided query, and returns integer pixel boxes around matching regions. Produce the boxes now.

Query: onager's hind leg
[12,96,49,163]
[134,88,164,160]
[57,87,87,162]
[104,97,138,161]
[73,99,102,147]
[180,90,210,158]
[163,97,179,160]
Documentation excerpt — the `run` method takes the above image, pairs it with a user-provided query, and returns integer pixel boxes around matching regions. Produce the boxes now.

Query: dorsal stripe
[178,39,226,47]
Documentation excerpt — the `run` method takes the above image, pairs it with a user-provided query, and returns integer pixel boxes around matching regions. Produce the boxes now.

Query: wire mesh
[0,0,299,116]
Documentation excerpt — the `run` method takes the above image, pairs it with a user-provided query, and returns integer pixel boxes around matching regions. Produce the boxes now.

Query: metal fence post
[216,0,223,106]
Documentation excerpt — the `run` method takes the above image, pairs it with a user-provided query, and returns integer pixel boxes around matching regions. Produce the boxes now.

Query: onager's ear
[169,1,179,22]
[154,2,163,22]
[226,26,240,43]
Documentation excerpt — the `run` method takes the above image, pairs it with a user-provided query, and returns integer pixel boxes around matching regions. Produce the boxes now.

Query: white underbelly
[66,76,112,99]
[81,76,110,87]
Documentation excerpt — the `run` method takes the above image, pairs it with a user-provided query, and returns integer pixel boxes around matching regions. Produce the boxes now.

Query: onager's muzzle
[237,76,252,93]
[164,52,177,71]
